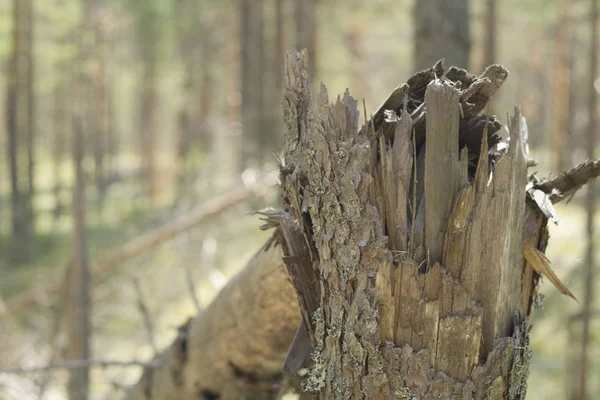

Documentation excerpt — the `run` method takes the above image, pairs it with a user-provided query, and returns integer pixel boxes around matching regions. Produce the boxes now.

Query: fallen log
[126,238,301,400]
[0,177,276,317]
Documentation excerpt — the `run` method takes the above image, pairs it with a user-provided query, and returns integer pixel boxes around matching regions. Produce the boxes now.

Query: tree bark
[280,50,549,399]
[127,239,301,400]
[413,0,470,71]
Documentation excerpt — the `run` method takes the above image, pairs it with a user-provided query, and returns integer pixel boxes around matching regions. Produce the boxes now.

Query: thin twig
[0,360,160,374]
[184,264,202,313]
[131,277,158,355]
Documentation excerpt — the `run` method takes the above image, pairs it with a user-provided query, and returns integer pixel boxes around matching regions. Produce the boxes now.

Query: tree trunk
[64,4,93,397]
[127,240,301,399]
[6,0,35,263]
[413,0,470,71]
[66,108,91,400]
[275,0,285,93]
[553,0,570,171]
[483,0,496,69]
[280,50,548,399]
[240,0,267,169]
[240,0,253,168]
[92,4,111,212]
[174,0,197,187]
[136,2,161,204]
[52,71,69,225]
[141,48,158,204]
[294,0,317,80]
[25,0,35,238]
[578,1,597,398]
[346,12,366,104]
[197,31,214,153]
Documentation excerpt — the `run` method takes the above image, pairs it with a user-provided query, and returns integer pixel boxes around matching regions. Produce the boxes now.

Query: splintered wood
[280,49,581,399]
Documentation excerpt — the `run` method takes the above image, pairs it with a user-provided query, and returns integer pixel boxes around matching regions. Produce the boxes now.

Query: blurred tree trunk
[553,0,570,171]
[275,0,285,93]
[240,0,266,169]
[175,0,197,187]
[346,11,366,103]
[483,0,496,68]
[92,5,111,212]
[52,71,69,225]
[294,0,317,80]
[66,111,91,400]
[135,2,161,204]
[197,33,214,153]
[140,36,159,204]
[264,0,286,159]
[6,0,35,263]
[413,0,470,70]
[579,1,598,399]
[65,8,92,396]
[240,0,252,170]
[566,24,578,157]
[25,0,34,233]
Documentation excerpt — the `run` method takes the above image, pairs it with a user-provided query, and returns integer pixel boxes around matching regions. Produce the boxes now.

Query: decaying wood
[258,209,320,373]
[279,49,576,399]
[127,238,301,400]
[1,178,275,317]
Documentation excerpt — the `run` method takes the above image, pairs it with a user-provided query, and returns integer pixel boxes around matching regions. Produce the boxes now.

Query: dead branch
[0,176,276,317]
[534,159,600,203]
[183,264,202,313]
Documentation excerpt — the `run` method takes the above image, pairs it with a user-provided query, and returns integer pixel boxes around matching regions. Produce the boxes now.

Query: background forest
[0,0,598,399]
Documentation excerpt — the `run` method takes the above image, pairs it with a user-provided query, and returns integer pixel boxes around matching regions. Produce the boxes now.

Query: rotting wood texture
[279,49,578,399]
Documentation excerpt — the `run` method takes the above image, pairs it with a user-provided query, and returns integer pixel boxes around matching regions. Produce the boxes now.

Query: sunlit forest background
[0,0,598,398]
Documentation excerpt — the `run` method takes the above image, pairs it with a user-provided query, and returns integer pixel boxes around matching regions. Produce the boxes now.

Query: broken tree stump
[278,49,586,399]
